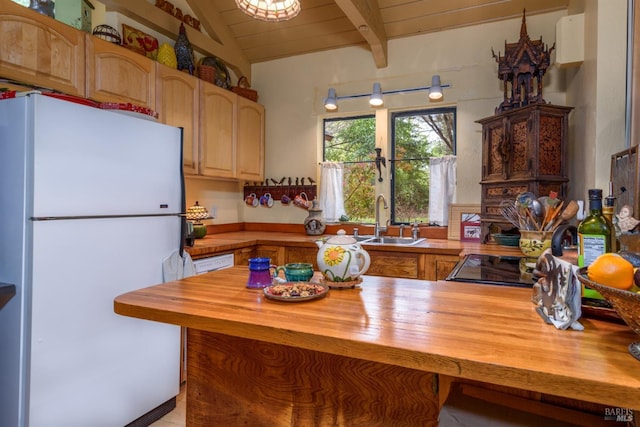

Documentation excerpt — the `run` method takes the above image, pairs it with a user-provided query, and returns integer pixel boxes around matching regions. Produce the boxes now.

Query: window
[323,108,455,224]
[391,108,456,223]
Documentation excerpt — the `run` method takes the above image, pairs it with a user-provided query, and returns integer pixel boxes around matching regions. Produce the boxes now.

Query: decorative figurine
[616,204,640,233]
[174,23,195,75]
[491,9,554,113]
[304,198,326,235]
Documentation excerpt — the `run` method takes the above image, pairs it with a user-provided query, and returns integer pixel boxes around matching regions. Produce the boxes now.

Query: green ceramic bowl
[492,233,520,247]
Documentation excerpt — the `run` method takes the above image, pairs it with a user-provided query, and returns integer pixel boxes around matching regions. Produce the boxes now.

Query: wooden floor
[150,384,186,427]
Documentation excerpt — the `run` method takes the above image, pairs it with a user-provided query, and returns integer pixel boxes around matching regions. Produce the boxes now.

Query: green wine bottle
[578,189,612,268]
[578,189,613,301]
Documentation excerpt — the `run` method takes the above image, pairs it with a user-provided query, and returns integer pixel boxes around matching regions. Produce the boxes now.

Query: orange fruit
[587,253,634,290]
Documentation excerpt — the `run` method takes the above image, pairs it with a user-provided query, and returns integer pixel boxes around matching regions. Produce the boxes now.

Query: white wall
[248,11,570,225]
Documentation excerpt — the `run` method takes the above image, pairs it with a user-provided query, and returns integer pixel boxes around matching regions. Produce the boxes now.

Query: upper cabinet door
[199,81,236,179]
[236,96,265,181]
[0,0,85,96]
[86,35,155,108]
[156,64,199,176]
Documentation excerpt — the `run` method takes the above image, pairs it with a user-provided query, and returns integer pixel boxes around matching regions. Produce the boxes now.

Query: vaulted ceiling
[99,0,569,80]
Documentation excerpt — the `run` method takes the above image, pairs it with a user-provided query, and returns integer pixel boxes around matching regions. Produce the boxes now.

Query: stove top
[445,253,536,288]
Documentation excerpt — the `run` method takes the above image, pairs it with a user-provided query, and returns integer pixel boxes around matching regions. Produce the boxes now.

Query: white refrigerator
[0,94,183,427]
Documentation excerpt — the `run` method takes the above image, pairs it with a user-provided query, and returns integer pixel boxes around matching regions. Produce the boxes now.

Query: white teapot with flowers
[315,230,371,283]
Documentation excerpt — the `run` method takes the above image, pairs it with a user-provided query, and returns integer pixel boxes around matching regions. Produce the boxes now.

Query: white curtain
[319,162,346,223]
[429,155,457,226]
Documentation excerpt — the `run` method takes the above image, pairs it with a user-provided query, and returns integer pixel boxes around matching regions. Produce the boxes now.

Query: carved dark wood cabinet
[476,104,572,240]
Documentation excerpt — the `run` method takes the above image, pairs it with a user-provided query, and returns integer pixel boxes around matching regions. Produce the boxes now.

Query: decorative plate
[199,56,231,89]
[122,24,159,59]
[263,282,328,302]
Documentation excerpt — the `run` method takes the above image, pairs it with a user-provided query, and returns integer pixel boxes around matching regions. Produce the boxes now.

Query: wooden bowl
[577,267,640,361]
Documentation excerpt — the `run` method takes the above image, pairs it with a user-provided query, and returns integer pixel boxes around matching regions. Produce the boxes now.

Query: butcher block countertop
[114,266,640,411]
[184,231,524,258]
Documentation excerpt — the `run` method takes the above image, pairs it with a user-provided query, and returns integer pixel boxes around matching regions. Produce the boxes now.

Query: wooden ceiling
[100,0,569,79]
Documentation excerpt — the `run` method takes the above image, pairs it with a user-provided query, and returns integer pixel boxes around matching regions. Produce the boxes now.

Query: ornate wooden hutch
[478,11,572,241]
[477,104,572,240]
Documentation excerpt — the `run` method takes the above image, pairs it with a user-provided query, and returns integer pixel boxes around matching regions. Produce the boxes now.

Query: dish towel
[319,161,346,223]
[429,155,457,225]
[162,250,196,282]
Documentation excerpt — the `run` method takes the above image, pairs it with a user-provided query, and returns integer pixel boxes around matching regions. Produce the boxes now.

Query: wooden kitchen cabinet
[366,251,423,279]
[234,247,256,266]
[199,82,265,180]
[236,96,265,181]
[156,65,199,175]
[255,245,285,265]
[0,0,85,96]
[476,104,572,240]
[199,80,236,179]
[85,34,156,108]
[424,254,460,281]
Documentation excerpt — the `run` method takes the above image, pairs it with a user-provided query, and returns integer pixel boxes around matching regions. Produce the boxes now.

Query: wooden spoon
[547,200,580,231]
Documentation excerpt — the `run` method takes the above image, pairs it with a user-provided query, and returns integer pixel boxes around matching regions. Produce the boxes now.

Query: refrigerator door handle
[31,213,185,221]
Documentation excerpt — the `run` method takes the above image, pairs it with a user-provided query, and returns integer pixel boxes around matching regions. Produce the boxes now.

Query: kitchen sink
[353,235,426,245]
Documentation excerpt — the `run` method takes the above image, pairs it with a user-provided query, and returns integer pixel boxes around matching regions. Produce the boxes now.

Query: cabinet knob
[503,188,508,194]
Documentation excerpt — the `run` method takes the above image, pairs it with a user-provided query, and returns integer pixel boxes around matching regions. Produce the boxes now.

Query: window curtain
[319,162,346,223]
[429,155,457,225]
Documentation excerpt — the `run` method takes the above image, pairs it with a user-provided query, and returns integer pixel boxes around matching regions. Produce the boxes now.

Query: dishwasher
[192,253,235,275]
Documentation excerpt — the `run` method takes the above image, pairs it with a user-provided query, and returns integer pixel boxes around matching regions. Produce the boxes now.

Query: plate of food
[263,282,328,302]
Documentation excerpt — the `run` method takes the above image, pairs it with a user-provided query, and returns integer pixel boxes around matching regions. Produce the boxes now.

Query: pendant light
[235,0,301,22]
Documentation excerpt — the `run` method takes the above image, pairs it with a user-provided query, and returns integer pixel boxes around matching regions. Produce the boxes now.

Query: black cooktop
[445,254,536,288]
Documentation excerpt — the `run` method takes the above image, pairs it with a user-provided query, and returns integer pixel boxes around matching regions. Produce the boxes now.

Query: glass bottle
[603,194,621,253]
[577,189,612,268]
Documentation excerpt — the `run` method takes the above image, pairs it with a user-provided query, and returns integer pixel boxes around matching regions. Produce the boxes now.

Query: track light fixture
[324,75,450,111]
[428,75,443,100]
[369,83,383,107]
[324,88,338,111]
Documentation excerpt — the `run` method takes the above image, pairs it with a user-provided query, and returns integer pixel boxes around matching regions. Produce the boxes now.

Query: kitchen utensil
[499,200,524,229]
[516,191,536,208]
[531,199,544,218]
[540,200,564,230]
[525,207,542,231]
[546,200,579,231]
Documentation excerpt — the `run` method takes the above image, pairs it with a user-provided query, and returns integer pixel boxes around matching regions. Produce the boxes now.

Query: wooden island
[114,266,640,426]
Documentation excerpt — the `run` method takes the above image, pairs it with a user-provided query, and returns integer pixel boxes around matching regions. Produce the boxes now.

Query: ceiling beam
[334,0,388,68]
[98,0,251,80]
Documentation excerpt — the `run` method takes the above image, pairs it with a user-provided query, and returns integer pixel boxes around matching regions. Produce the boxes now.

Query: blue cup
[247,257,275,289]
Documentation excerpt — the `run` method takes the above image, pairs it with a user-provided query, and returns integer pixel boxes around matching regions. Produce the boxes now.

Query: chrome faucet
[374,193,388,238]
